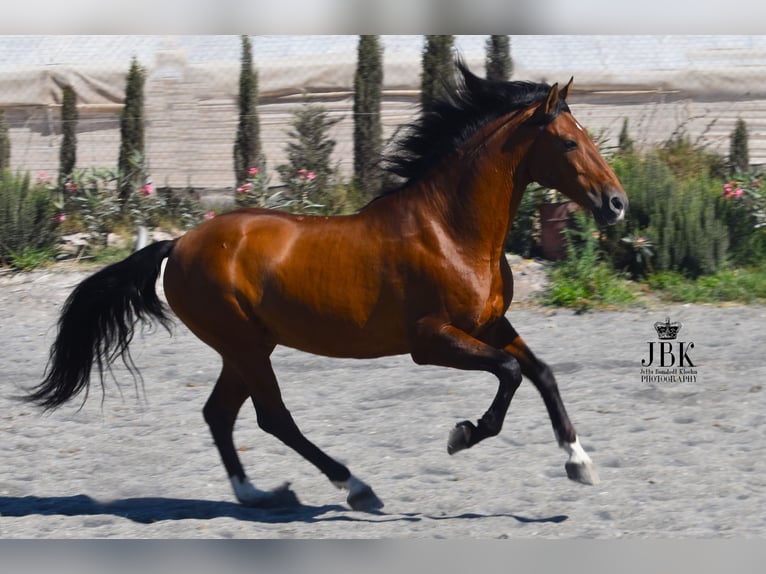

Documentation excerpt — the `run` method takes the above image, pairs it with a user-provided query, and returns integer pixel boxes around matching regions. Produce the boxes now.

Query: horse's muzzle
[593,188,627,226]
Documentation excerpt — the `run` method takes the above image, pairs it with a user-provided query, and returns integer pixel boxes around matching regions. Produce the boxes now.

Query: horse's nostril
[610,195,624,212]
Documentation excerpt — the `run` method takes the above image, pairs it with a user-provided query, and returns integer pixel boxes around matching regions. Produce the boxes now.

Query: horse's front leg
[481,317,599,486]
[410,317,523,453]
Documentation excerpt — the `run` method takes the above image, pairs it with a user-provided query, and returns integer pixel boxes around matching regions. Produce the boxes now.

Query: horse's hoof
[447,421,475,455]
[565,461,601,485]
[348,485,384,512]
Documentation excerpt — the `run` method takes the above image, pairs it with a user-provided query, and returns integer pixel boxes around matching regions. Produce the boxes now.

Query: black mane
[380,59,568,194]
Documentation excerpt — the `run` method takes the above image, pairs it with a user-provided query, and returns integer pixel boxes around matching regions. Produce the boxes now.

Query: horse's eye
[563,139,578,151]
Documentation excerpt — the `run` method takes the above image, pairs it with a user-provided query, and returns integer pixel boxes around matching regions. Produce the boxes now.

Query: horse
[26,60,627,512]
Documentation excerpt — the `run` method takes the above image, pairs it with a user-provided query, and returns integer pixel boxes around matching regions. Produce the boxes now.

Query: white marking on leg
[562,436,593,465]
[230,475,270,505]
[332,474,368,498]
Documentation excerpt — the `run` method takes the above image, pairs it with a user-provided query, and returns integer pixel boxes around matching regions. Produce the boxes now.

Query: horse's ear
[561,77,574,101]
[543,82,560,116]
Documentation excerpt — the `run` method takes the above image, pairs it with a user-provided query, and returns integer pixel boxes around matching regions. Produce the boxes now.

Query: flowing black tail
[27,240,176,410]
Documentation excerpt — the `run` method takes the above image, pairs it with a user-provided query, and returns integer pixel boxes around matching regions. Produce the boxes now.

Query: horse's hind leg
[203,362,282,505]
[236,352,384,511]
[487,318,599,485]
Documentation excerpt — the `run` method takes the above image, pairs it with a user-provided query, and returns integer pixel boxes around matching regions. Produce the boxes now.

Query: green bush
[648,267,766,304]
[61,167,122,248]
[657,134,726,181]
[0,171,59,267]
[51,167,207,255]
[608,151,729,277]
[542,211,636,312]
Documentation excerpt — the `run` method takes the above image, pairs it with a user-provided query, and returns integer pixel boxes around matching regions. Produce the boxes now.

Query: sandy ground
[0,262,765,538]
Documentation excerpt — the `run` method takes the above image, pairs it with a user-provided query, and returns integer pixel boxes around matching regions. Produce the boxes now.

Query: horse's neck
[411,144,531,258]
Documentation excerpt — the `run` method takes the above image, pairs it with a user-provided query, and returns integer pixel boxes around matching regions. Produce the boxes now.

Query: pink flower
[723,182,733,193]
[55,214,67,223]
[734,188,744,198]
[141,183,154,196]
[306,171,316,181]
[248,167,259,176]
[204,211,216,220]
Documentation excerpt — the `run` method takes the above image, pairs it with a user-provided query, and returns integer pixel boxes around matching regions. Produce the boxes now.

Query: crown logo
[654,317,681,340]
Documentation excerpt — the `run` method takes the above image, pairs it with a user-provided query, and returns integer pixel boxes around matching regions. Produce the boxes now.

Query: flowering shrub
[48,166,207,253]
[720,170,766,265]
[235,166,324,213]
[722,171,765,229]
[56,167,122,247]
[123,179,176,229]
[722,181,744,200]
[620,234,655,278]
[276,102,340,214]
[235,167,278,208]
[281,168,325,214]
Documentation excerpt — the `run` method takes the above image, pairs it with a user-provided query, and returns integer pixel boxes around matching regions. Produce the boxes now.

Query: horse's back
[164,208,412,358]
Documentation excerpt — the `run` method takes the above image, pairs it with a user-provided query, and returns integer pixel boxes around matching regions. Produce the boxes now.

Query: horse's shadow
[0,493,355,525]
[0,490,569,527]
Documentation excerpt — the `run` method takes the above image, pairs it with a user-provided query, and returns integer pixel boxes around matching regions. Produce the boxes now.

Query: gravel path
[1,263,764,538]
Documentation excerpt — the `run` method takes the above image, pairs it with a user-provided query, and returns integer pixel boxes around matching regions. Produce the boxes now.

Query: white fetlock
[230,475,271,505]
[562,436,600,485]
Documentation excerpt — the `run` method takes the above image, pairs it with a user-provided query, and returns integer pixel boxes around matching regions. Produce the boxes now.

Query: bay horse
[27,61,627,511]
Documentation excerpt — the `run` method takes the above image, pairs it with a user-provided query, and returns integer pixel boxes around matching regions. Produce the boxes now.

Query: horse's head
[525,79,627,226]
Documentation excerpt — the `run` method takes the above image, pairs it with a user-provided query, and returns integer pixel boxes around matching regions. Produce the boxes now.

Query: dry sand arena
[0,263,764,538]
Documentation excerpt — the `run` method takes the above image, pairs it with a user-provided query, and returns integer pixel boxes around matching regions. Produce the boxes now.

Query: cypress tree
[0,109,10,170]
[353,35,383,199]
[59,85,78,184]
[618,117,635,155]
[233,35,264,189]
[485,35,512,81]
[421,35,455,108]
[117,58,146,203]
[729,117,749,174]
